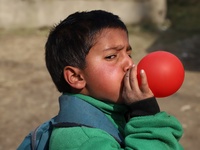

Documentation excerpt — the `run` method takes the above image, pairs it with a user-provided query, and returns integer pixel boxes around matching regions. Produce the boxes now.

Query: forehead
[92,28,128,45]
[86,28,131,57]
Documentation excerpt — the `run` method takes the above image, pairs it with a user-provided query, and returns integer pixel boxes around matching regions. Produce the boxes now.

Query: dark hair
[45,10,128,92]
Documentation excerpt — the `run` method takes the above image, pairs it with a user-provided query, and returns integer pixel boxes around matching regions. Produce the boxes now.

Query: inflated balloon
[137,51,185,98]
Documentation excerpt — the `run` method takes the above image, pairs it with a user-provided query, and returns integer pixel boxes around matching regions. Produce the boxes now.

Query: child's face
[82,28,134,103]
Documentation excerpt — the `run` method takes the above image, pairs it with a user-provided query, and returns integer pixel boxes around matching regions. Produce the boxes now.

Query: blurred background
[0,0,199,149]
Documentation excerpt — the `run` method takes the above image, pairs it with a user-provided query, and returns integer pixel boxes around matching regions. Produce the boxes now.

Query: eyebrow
[104,45,132,51]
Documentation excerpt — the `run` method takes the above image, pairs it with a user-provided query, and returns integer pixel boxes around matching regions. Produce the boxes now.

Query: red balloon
[137,51,185,98]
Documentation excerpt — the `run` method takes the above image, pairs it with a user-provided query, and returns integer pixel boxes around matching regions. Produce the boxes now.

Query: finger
[123,68,131,90]
[140,69,150,93]
[129,65,139,90]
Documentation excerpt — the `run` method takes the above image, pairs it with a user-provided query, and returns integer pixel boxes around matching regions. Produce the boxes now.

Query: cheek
[84,58,125,101]
[95,65,122,82]
[91,66,124,92]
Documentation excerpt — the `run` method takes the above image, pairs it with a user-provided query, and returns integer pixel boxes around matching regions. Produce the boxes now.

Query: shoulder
[49,126,117,149]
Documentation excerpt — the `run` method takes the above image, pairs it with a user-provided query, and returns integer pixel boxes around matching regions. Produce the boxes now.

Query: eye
[105,55,116,60]
[127,52,132,58]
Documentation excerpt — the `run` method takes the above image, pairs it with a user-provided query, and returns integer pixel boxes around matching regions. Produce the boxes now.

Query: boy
[45,10,183,149]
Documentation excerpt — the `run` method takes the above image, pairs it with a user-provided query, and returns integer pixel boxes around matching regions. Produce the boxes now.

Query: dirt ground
[0,27,199,150]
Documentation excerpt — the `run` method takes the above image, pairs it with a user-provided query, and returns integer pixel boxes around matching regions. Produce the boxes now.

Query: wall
[0,0,167,29]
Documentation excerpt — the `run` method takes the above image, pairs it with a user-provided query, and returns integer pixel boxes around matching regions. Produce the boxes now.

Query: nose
[123,55,134,72]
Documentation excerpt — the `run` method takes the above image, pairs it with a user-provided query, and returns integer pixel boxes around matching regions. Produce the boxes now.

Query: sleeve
[127,97,160,119]
[124,97,184,150]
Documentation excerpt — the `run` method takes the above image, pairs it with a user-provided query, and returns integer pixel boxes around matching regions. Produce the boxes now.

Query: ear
[63,66,86,90]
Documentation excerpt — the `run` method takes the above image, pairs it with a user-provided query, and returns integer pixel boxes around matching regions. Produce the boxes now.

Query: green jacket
[49,94,183,150]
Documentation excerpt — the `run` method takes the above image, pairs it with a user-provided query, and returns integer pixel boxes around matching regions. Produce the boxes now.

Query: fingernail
[132,64,135,67]
[140,69,144,74]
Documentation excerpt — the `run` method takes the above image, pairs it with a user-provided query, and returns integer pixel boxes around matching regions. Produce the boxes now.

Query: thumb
[139,69,152,94]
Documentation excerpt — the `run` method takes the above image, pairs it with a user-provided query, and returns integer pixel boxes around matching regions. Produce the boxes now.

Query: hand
[122,65,154,105]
